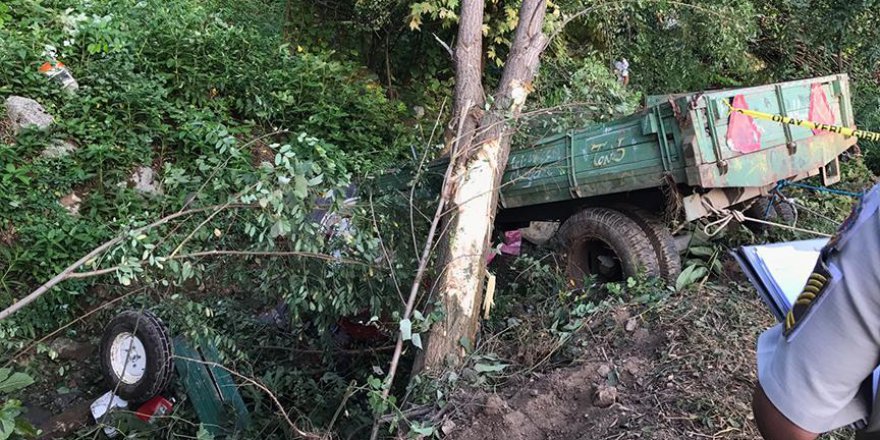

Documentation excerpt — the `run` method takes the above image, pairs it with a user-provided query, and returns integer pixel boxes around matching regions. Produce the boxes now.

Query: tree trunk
[440,0,485,156]
[421,0,548,373]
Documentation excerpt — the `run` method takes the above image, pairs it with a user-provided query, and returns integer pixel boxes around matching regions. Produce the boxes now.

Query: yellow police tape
[721,100,880,142]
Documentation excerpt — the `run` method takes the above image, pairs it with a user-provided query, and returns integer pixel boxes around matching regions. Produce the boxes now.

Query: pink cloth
[486,230,523,263]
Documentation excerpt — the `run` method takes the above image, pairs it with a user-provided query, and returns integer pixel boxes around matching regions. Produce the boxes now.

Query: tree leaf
[196,424,215,440]
[410,423,434,436]
[675,265,708,291]
[399,318,412,341]
[293,175,308,199]
[411,333,422,349]
[474,363,508,373]
[689,246,716,257]
[0,371,34,394]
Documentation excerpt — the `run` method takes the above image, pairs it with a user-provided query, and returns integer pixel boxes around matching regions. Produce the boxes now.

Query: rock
[483,394,508,416]
[129,166,162,195]
[625,317,638,332]
[49,337,94,362]
[51,389,83,411]
[597,364,612,377]
[592,384,618,408]
[520,221,559,246]
[41,140,78,159]
[37,400,92,440]
[441,419,457,435]
[58,192,82,215]
[529,389,540,397]
[5,96,54,133]
[21,404,53,428]
[622,357,643,376]
[460,368,479,383]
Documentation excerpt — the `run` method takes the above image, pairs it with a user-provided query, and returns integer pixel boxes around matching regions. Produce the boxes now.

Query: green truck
[476,74,856,283]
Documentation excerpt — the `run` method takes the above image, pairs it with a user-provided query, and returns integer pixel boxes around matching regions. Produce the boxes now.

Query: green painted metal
[376,75,856,219]
[173,337,251,437]
[499,74,856,209]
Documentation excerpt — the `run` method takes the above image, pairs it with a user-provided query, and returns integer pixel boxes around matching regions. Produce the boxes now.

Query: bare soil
[444,264,853,440]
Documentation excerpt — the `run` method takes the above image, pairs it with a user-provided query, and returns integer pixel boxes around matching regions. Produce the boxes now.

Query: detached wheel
[743,197,777,233]
[615,206,682,282]
[100,310,174,403]
[557,207,661,285]
[743,196,797,232]
[774,199,797,225]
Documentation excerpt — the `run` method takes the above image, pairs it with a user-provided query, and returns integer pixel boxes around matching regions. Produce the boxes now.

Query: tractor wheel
[743,197,778,233]
[99,310,174,403]
[615,206,682,283]
[557,207,661,286]
[774,199,798,225]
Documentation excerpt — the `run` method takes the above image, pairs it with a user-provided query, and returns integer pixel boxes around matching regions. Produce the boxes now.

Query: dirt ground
[444,261,855,440]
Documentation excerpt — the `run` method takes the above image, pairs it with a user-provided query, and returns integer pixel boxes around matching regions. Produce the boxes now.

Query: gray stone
[592,384,618,408]
[5,96,54,133]
[41,140,78,159]
[49,337,94,361]
[520,221,559,246]
[441,419,457,435]
[21,403,53,428]
[129,166,162,195]
[58,192,82,216]
[483,394,508,416]
[37,399,92,440]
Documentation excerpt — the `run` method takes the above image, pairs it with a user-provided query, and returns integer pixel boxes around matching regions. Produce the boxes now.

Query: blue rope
[764,191,777,217]
[776,179,865,198]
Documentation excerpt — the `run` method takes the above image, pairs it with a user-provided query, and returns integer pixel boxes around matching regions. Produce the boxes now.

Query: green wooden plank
[173,337,250,437]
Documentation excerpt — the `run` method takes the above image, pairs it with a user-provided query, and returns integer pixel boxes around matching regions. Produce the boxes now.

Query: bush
[0,0,412,351]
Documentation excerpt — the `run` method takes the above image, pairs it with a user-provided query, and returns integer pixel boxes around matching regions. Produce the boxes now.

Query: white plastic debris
[90,391,129,438]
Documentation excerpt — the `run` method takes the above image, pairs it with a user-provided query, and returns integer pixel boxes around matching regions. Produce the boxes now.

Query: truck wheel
[774,200,797,225]
[615,206,682,282]
[557,207,661,285]
[99,310,174,403]
[743,197,777,233]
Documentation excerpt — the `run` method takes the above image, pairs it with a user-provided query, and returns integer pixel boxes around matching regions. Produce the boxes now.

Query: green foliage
[676,244,721,291]
[2,0,880,438]
[526,54,641,138]
[553,0,759,93]
[0,0,414,353]
[0,369,37,440]
[0,369,33,395]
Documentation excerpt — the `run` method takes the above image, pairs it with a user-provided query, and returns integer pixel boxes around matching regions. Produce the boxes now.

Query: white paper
[753,245,821,308]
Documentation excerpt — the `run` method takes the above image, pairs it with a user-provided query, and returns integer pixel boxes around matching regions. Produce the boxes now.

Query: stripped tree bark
[421,0,549,372]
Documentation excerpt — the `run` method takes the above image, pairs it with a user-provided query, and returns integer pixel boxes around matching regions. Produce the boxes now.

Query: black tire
[743,197,777,233]
[99,310,174,403]
[774,199,797,225]
[557,207,661,285]
[615,206,682,282]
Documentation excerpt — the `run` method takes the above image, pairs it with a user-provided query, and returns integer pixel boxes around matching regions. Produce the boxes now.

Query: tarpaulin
[726,94,762,154]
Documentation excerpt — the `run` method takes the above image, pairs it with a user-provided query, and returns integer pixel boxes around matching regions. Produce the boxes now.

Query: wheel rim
[109,332,147,385]
[576,238,623,282]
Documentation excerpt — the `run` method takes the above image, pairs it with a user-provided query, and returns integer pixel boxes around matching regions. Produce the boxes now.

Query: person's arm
[751,185,880,437]
[753,382,819,440]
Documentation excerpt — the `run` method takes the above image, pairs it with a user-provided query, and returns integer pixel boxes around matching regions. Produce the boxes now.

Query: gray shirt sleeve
[757,184,880,433]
